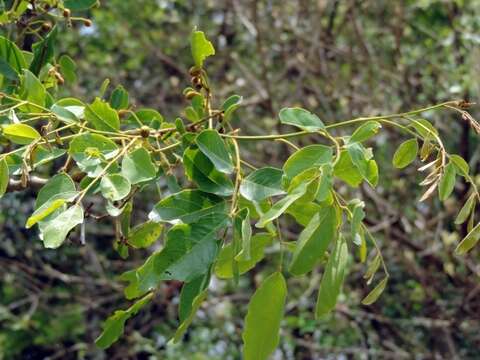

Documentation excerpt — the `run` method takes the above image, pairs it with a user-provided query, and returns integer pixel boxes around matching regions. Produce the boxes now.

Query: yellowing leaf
[2,123,41,145]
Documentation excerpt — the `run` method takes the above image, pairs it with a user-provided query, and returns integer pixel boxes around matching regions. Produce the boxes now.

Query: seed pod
[118,109,129,116]
[42,22,52,31]
[84,19,93,27]
[140,126,150,138]
[55,72,65,85]
[189,66,201,76]
[63,8,71,17]
[192,76,202,90]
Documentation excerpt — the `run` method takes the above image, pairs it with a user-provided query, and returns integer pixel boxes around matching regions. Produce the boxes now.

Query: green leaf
[362,277,388,305]
[333,150,363,187]
[289,205,338,276]
[0,158,9,198]
[20,70,46,109]
[126,108,163,129]
[68,133,119,177]
[121,213,228,299]
[95,293,152,349]
[127,221,163,249]
[173,289,207,343]
[438,163,456,201]
[455,222,480,255]
[85,97,120,132]
[0,57,19,80]
[350,201,365,245]
[35,173,76,209]
[316,164,333,201]
[234,208,252,262]
[349,121,382,143]
[315,235,348,317]
[410,119,437,139]
[40,204,84,249]
[392,139,418,169]
[256,181,310,228]
[195,129,234,174]
[279,107,325,132]
[2,123,40,145]
[54,98,85,118]
[110,85,129,110]
[191,30,215,67]
[283,145,333,180]
[178,273,210,323]
[455,193,476,225]
[183,147,234,196]
[222,95,242,122]
[121,147,157,184]
[58,54,77,83]
[449,154,469,177]
[100,174,131,201]
[0,35,27,75]
[29,26,57,76]
[51,104,79,123]
[149,189,226,224]
[215,233,273,279]
[346,142,376,186]
[242,272,287,360]
[240,167,285,202]
[286,202,323,227]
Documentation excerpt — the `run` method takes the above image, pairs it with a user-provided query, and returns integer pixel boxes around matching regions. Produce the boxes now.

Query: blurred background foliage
[1,0,480,359]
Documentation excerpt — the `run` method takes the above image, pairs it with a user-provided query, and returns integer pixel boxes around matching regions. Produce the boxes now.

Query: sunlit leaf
[2,123,41,145]
[191,30,215,67]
